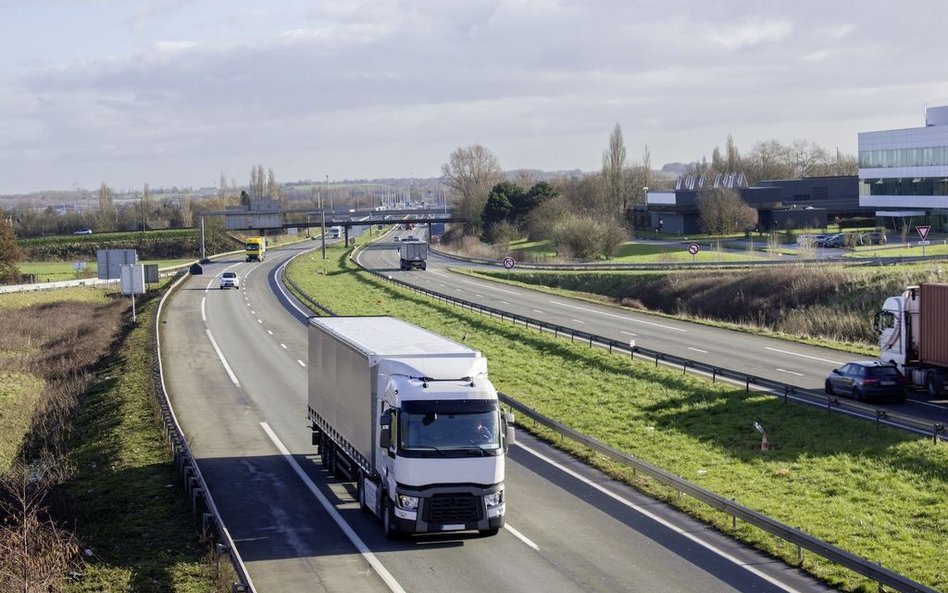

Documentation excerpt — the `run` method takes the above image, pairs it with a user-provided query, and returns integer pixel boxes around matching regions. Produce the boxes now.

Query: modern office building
[859,106,948,231]
[643,175,859,235]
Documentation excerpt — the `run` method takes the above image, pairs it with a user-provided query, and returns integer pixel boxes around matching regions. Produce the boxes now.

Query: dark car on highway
[825,361,907,403]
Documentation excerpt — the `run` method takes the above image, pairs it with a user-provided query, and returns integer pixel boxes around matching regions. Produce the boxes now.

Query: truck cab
[364,360,510,536]
[245,237,266,262]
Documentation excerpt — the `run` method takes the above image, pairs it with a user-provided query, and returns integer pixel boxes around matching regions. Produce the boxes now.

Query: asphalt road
[159,242,837,593]
[358,235,948,427]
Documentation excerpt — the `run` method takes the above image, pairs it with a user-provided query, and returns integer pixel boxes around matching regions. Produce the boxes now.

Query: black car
[825,361,906,403]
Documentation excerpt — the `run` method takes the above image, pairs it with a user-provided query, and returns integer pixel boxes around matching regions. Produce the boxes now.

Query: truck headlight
[484,490,504,508]
[397,494,419,510]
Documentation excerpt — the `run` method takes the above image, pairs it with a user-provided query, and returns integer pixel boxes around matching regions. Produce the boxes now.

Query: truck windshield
[398,400,500,454]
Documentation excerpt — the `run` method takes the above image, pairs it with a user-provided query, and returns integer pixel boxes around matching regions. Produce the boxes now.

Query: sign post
[687,242,700,262]
[916,225,931,256]
[502,256,515,279]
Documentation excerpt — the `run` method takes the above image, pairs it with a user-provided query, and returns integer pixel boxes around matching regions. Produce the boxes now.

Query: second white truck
[875,283,948,396]
[308,316,514,537]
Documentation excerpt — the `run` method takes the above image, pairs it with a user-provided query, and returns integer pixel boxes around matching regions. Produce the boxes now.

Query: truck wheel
[382,497,401,540]
[925,372,941,398]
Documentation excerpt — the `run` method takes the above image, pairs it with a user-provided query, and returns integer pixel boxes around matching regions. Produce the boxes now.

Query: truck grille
[425,494,480,523]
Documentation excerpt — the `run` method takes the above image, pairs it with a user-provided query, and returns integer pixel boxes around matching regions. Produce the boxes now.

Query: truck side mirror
[505,426,516,447]
[379,411,392,449]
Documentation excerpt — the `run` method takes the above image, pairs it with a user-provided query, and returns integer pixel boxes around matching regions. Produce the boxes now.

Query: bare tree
[180,191,193,228]
[602,123,629,217]
[696,186,758,235]
[441,145,503,234]
[0,463,81,592]
[141,182,151,231]
[0,211,22,283]
[95,182,115,231]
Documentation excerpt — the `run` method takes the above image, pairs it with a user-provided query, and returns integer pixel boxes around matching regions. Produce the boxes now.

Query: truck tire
[925,372,941,398]
[382,496,401,540]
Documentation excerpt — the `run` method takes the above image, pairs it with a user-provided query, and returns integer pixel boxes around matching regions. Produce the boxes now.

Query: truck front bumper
[392,484,505,534]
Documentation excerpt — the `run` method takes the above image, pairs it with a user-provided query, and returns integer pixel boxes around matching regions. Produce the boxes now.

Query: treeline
[439,129,858,257]
[17,229,240,262]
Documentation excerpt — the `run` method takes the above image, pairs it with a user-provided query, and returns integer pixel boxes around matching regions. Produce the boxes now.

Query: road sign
[502,257,516,269]
[687,243,700,256]
[916,225,931,241]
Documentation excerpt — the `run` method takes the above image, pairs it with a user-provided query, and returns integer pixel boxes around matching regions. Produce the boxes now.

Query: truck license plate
[441,524,464,531]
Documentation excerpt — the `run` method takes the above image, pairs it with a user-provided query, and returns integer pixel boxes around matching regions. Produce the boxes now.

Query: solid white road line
[765,347,844,366]
[201,297,207,322]
[552,301,688,332]
[516,442,806,593]
[259,423,408,593]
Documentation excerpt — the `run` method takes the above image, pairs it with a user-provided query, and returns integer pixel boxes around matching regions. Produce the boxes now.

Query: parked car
[822,233,847,248]
[825,361,907,403]
[73,229,93,235]
[858,231,887,245]
[219,271,240,290]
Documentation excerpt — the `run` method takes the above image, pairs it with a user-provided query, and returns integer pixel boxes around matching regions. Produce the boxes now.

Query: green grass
[505,238,767,263]
[0,284,220,592]
[285,242,948,593]
[64,287,219,592]
[18,259,196,282]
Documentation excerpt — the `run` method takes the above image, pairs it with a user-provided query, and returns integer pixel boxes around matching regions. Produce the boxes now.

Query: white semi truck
[307,316,514,538]
[875,283,948,397]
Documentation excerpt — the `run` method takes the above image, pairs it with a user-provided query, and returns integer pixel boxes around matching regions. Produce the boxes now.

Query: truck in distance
[329,226,342,240]
[399,240,428,271]
[875,283,948,396]
[308,316,514,538]
[245,237,266,262]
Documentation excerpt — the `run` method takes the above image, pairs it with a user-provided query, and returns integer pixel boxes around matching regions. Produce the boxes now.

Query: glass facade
[860,177,948,196]
[859,146,948,168]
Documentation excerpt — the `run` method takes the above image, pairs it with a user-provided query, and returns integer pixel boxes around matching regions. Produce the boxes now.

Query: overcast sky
[2,0,946,194]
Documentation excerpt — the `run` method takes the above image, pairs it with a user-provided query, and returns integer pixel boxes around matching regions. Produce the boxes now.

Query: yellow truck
[245,237,267,262]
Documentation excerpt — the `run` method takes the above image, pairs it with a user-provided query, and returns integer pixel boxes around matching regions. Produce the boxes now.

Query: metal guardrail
[358,256,946,443]
[429,244,948,271]
[497,393,940,593]
[277,244,945,592]
[154,272,254,593]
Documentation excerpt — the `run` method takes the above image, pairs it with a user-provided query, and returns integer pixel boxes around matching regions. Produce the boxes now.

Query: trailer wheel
[357,473,369,513]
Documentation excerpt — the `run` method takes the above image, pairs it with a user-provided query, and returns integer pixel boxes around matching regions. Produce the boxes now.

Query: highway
[358,233,948,426]
[159,241,835,593]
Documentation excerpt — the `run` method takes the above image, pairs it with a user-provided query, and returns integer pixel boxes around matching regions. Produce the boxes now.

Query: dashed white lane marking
[259,423,408,593]
[777,368,805,377]
[765,347,843,366]
[516,442,806,593]
[551,301,687,333]
[504,524,540,551]
[688,347,709,354]
[297,360,306,367]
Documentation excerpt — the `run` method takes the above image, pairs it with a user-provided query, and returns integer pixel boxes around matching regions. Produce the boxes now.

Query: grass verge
[0,285,222,592]
[286,243,948,593]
